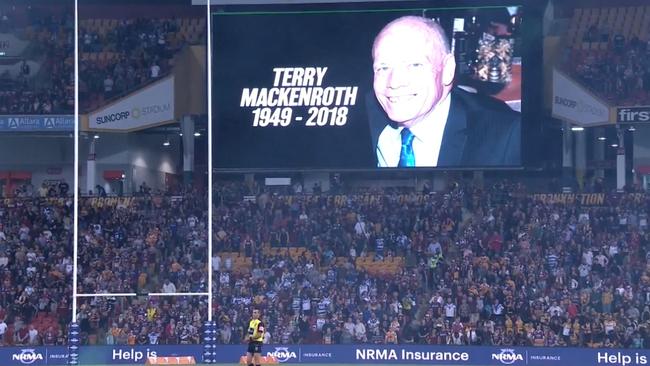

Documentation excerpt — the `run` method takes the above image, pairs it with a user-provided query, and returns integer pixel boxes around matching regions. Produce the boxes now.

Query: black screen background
[211,5,527,170]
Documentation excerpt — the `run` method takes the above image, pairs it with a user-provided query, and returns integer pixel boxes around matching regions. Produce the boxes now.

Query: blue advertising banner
[213,344,647,366]
[0,116,73,131]
[79,345,203,365]
[0,347,51,366]
[46,347,68,365]
[0,344,646,366]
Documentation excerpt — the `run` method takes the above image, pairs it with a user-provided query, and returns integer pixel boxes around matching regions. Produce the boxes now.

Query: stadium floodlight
[570,126,584,131]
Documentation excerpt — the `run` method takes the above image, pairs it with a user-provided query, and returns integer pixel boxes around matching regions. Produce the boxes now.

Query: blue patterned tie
[398,128,415,167]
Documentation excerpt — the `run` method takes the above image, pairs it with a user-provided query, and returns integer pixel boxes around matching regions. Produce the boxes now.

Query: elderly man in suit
[370,15,520,167]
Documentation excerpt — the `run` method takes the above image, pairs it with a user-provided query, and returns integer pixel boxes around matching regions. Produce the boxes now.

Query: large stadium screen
[212,3,524,170]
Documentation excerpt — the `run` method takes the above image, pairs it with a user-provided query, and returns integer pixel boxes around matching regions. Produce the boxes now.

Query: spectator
[103,75,114,98]
[210,179,649,349]
[150,62,161,78]
[161,279,177,294]
[27,325,39,345]
[0,318,6,345]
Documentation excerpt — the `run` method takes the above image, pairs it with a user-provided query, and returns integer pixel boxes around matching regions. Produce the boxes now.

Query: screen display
[212,4,523,170]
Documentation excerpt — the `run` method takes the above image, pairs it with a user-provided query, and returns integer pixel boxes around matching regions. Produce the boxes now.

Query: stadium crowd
[79,17,203,110]
[212,181,650,349]
[0,178,647,348]
[0,6,74,114]
[75,187,208,344]
[0,182,208,346]
[0,187,73,346]
[1,6,204,114]
[0,182,209,346]
[569,30,650,106]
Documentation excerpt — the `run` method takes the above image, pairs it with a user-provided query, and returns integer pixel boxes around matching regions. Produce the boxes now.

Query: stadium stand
[212,181,650,348]
[75,188,208,345]
[78,17,205,111]
[0,190,73,346]
[564,5,650,106]
[0,178,646,348]
[0,4,74,114]
[2,1,649,351]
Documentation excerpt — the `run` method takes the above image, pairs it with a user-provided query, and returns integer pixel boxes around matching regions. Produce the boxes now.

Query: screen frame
[210,0,544,172]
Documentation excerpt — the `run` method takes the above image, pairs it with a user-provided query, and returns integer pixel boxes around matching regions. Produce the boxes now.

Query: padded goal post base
[145,356,196,365]
[239,355,278,364]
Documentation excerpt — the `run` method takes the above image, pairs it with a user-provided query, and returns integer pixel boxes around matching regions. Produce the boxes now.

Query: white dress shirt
[376,94,451,167]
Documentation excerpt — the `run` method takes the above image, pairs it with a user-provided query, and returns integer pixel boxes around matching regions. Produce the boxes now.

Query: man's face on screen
[373,21,450,128]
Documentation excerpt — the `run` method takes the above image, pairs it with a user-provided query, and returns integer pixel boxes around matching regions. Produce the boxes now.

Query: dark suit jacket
[367,87,521,167]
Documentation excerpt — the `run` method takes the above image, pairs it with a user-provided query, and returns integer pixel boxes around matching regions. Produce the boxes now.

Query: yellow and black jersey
[248,319,264,343]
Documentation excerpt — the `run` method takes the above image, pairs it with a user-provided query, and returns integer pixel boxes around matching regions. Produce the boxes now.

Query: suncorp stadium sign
[89,76,175,131]
[93,104,171,125]
[552,69,610,126]
[94,111,130,124]
[554,96,606,120]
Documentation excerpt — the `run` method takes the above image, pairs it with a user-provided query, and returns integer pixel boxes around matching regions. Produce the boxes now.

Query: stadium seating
[564,6,650,106]
[0,184,72,346]
[0,180,647,348]
[212,181,650,348]
[73,188,208,345]
[0,5,74,114]
[78,17,205,111]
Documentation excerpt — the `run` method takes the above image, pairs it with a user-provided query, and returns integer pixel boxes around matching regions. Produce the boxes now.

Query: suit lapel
[437,92,468,166]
